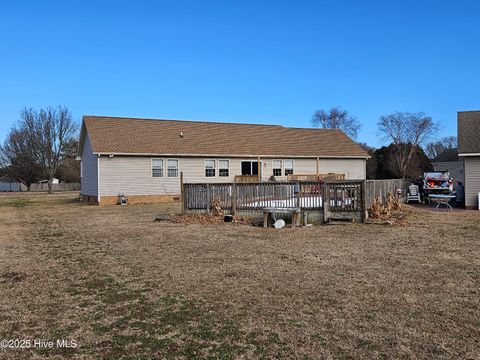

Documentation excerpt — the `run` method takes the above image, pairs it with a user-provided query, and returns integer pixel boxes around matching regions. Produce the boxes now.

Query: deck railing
[182,178,409,221]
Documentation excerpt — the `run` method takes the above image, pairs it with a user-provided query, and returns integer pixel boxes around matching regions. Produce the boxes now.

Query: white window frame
[204,159,216,178]
[284,159,294,176]
[167,158,179,178]
[218,159,230,177]
[80,160,83,178]
[272,159,282,177]
[151,158,164,178]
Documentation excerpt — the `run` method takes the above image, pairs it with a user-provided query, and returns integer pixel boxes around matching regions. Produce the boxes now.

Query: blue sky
[1,0,479,147]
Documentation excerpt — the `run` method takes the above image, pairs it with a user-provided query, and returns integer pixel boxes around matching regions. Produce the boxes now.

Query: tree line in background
[312,107,457,179]
[0,106,79,193]
[0,105,458,191]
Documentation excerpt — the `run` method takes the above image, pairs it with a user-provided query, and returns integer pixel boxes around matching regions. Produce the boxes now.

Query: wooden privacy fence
[28,183,81,192]
[2,182,82,192]
[183,180,366,222]
[365,179,410,208]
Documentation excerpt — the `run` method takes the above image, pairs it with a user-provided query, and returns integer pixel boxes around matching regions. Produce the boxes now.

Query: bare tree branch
[424,136,458,159]
[311,107,361,139]
[377,112,438,178]
[0,106,78,193]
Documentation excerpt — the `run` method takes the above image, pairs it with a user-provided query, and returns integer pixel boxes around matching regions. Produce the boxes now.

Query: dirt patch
[0,271,27,284]
[168,213,258,226]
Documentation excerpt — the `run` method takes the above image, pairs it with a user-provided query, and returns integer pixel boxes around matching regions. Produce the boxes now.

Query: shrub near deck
[0,192,478,359]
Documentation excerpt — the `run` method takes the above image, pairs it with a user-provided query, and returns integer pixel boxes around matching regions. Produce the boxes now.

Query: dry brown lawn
[0,192,479,359]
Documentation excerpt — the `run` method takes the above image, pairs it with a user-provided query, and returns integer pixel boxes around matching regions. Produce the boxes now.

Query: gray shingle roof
[458,111,480,154]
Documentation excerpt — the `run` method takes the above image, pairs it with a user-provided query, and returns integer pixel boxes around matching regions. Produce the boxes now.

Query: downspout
[97,155,101,204]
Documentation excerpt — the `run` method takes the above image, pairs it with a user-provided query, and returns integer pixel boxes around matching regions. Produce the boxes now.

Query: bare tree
[311,107,361,139]
[377,112,438,178]
[0,110,41,190]
[425,136,458,159]
[33,106,79,193]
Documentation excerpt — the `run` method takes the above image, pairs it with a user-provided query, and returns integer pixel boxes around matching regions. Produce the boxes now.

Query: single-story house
[458,110,480,209]
[77,115,369,205]
[431,148,464,188]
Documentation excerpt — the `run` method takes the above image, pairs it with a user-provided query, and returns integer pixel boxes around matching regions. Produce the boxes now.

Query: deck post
[295,181,300,208]
[231,182,237,216]
[361,180,367,222]
[323,181,329,223]
[206,184,211,213]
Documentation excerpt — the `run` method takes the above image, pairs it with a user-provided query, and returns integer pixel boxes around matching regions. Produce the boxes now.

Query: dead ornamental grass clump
[369,192,407,225]
[210,195,223,216]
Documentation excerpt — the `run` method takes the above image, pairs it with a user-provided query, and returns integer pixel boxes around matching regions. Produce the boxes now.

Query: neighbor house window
[167,159,178,177]
[152,159,163,177]
[205,160,216,177]
[219,160,229,177]
[272,160,282,177]
[284,159,294,176]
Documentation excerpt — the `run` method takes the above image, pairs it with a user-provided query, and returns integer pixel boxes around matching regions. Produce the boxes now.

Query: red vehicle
[423,171,453,195]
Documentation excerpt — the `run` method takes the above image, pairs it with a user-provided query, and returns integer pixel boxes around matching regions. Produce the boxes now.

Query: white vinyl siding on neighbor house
[464,156,480,208]
[80,133,98,197]
[96,156,366,197]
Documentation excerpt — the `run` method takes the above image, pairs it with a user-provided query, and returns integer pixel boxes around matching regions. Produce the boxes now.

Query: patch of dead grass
[0,192,478,359]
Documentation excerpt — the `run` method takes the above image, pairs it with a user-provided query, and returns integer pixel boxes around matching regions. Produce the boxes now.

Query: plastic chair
[407,184,421,203]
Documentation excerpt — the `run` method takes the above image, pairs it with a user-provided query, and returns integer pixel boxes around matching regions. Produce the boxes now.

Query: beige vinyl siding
[80,133,98,196]
[316,158,366,179]
[99,156,181,196]
[464,156,480,208]
[98,156,366,197]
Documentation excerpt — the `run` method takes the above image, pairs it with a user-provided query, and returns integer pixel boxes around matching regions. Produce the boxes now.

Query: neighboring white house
[458,110,480,209]
[77,115,369,205]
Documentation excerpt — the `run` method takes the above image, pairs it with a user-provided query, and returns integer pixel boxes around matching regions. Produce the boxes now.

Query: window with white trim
[80,160,83,178]
[152,159,163,177]
[272,160,282,177]
[284,159,294,176]
[219,160,229,177]
[167,159,178,177]
[205,160,216,177]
